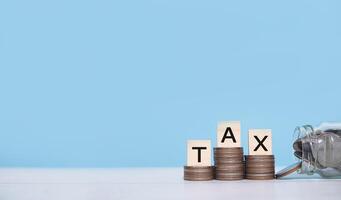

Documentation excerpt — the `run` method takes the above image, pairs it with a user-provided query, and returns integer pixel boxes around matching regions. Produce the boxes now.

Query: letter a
[221,127,236,143]
[217,121,241,147]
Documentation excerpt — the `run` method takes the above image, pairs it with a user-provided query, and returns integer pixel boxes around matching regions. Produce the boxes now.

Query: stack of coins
[245,155,275,180]
[183,166,215,181]
[214,147,245,180]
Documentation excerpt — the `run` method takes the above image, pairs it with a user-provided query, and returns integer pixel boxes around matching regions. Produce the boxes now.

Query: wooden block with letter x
[248,129,272,155]
[217,121,241,147]
[187,140,211,166]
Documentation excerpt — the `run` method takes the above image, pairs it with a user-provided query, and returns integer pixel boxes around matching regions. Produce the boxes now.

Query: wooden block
[217,121,241,147]
[187,140,211,166]
[248,129,272,155]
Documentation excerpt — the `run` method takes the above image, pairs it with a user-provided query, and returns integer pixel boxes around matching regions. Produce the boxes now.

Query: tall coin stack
[214,147,245,180]
[245,155,275,180]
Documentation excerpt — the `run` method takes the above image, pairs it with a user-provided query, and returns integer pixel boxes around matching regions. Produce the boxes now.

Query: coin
[183,166,215,181]
[246,175,274,180]
[245,155,274,158]
[214,147,243,151]
[184,167,214,171]
[215,161,244,166]
[216,163,244,168]
[184,171,214,175]
[246,162,274,166]
[245,159,274,163]
[246,163,274,167]
[184,176,214,181]
[214,153,244,157]
[215,158,244,162]
[215,153,243,156]
[246,165,274,169]
[244,155,275,180]
[214,147,245,180]
[216,172,244,178]
[216,175,244,180]
[294,151,302,159]
[275,161,301,179]
[245,155,274,160]
[246,168,275,174]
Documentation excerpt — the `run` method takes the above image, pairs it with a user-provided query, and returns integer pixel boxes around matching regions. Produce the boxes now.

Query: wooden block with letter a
[217,121,241,147]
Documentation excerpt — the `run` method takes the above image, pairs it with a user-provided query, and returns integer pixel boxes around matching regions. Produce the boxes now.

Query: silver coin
[275,162,301,179]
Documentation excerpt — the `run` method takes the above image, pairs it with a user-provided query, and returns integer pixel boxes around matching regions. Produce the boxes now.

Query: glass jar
[293,122,341,178]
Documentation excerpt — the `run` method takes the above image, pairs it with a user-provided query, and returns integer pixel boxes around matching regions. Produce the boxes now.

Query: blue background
[0,0,340,167]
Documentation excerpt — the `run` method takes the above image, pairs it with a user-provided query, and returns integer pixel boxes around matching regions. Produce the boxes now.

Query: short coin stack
[245,155,275,180]
[214,147,245,180]
[183,166,215,181]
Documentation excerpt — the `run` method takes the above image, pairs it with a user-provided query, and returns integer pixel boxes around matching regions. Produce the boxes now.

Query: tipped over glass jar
[276,122,341,178]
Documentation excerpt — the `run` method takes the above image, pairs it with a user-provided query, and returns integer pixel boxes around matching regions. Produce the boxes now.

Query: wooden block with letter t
[187,140,211,166]
[248,129,272,155]
[217,121,241,147]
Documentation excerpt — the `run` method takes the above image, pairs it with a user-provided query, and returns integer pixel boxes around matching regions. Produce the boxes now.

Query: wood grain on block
[248,129,272,155]
[187,140,211,166]
[217,121,241,147]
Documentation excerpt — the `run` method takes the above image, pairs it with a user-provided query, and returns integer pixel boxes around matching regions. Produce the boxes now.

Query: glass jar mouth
[294,125,314,140]
[293,125,318,174]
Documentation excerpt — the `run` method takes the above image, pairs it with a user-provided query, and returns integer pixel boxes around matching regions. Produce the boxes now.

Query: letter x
[254,136,268,151]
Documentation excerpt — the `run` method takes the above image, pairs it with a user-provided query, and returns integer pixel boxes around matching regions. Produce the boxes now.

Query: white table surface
[0,167,339,200]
